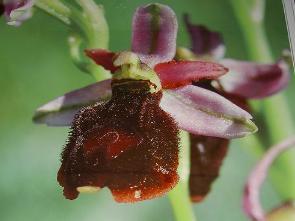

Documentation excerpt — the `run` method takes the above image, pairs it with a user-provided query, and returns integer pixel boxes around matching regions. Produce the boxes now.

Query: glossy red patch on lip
[84,130,142,160]
[189,135,228,203]
[58,80,179,202]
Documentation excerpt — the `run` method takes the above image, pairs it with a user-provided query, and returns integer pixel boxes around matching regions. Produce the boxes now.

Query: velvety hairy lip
[58,80,179,202]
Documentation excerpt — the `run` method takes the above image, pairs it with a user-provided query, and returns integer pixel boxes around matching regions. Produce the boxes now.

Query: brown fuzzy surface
[189,135,228,203]
[58,80,179,202]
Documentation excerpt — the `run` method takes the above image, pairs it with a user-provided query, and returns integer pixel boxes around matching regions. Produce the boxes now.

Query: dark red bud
[189,135,228,202]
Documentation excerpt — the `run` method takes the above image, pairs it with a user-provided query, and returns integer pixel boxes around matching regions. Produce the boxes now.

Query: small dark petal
[192,79,216,91]
[154,60,228,89]
[85,49,118,73]
[189,135,229,202]
[58,80,179,202]
[184,14,225,59]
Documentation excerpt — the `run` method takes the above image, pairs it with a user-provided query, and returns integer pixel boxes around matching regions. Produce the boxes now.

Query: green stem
[169,182,197,221]
[35,0,71,25]
[240,134,265,158]
[228,0,272,62]
[68,33,89,72]
[240,134,285,192]
[76,0,109,49]
[72,0,110,80]
[35,0,111,81]
[168,131,197,221]
[229,0,295,200]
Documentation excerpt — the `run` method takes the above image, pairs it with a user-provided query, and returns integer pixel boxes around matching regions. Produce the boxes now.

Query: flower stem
[240,135,265,158]
[169,182,197,221]
[229,0,295,200]
[228,0,273,62]
[35,0,111,81]
[69,0,111,80]
[35,0,71,25]
[75,0,109,49]
[168,131,197,221]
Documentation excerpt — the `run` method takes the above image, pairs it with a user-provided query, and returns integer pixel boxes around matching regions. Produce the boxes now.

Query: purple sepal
[160,85,257,139]
[132,3,178,67]
[219,59,290,99]
[4,0,34,26]
[184,14,225,59]
[33,79,112,126]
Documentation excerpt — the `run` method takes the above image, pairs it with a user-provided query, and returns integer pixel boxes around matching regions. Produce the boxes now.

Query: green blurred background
[0,0,294,220]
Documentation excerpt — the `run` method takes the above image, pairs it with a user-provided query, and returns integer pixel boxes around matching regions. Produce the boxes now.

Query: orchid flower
[1,0,34,26]
[33,3,257,203]
[180,14,290,203]
[182,14,290,100]
[243,136,295,221]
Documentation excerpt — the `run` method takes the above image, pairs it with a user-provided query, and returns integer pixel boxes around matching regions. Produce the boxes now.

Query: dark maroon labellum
[189,135,228,202]
[58,80,179,202]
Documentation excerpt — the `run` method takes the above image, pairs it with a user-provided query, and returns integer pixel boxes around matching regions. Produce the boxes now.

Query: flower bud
[266,202,295,221]
[3,0,34,26]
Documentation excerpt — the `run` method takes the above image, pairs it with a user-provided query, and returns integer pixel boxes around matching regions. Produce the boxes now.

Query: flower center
[112,51,162,93]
